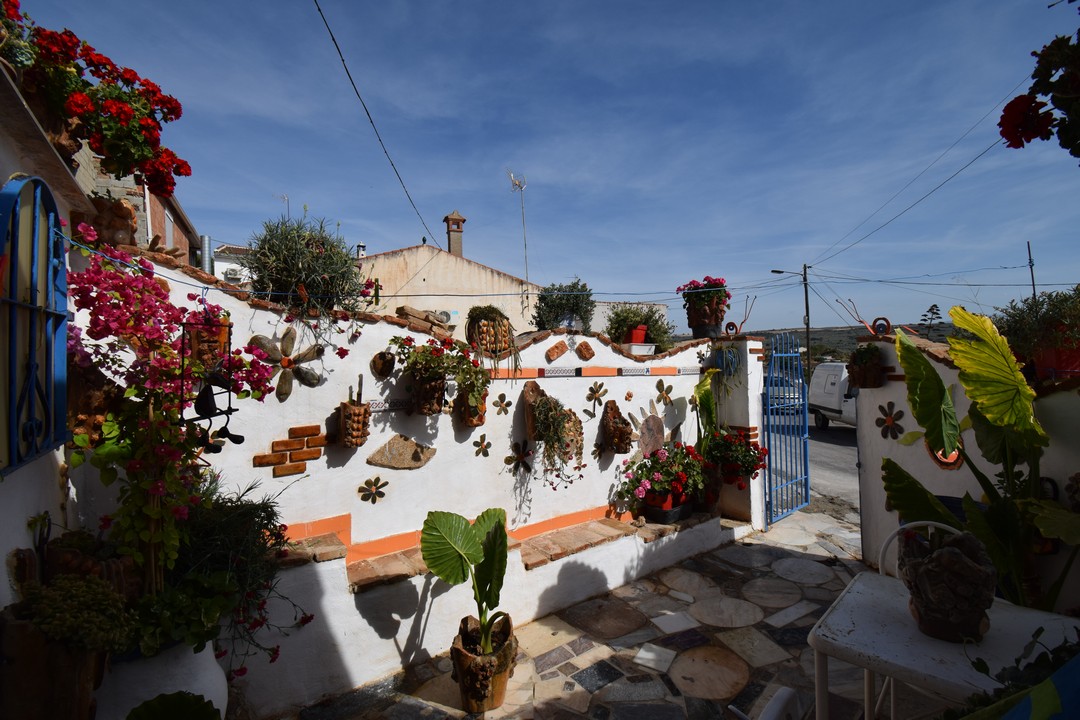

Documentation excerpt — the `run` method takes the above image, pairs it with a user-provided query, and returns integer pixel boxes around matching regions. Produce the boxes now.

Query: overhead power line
[312,0,439,249]
[812,76,1030,267]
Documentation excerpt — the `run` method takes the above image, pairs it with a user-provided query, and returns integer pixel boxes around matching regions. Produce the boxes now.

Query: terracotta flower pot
[641,491,694,523]
[456,389,487,428]
[450,615,518,713]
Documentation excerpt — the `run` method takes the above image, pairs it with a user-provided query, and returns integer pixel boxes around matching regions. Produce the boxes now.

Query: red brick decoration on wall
[253,424,325,477]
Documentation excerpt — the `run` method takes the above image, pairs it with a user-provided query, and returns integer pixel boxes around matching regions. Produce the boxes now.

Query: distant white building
[211,242,253,288]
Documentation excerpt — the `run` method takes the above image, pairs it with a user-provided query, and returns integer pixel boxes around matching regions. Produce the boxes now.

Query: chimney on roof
[443,210,465,257]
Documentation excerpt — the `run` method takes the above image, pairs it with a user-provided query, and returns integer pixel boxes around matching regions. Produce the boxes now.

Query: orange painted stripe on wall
[346,530,422,565]
[340,505,635,563]
[286,514,351,546]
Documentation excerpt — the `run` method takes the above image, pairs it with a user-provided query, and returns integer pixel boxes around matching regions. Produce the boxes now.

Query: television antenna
[508,169,530,313]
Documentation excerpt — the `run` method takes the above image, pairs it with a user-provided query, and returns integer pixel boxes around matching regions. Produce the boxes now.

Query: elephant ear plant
[421,508,508,654]
[882,306,1080,609]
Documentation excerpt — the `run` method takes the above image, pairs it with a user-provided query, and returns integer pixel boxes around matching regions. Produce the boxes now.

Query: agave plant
[420,508,508,654]
[882,306,1080,609]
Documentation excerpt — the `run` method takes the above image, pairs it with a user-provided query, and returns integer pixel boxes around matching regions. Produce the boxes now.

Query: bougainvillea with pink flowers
[68,234,274,594]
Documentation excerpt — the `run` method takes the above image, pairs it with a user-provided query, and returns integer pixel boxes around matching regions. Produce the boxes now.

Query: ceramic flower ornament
[248,326,324,402]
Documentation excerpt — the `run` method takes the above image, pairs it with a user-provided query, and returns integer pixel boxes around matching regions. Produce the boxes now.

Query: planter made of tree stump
[846,362,884,389]
[411,376,447,416]
[456,389,488,428]
[0,609,107,720]
[686,298,727,339]
[338,401,371,448]
[898,530,996,643]
[188,322,231,371]
[450,615,518,713]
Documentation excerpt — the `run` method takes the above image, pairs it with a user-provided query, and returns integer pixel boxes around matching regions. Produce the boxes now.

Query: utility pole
[771,264,812,377]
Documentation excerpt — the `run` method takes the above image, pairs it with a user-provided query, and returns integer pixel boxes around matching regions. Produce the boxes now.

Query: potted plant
[896,528,996,642]
[531,278,595,333]
[603,303,675,353]
[701,427,768,491]
[846,342,884,388]
[522,382,586,488]
[615,441,708,523]
[465,305,514,355]
[1,573,133,720]
[677,276,731,339]
[991,284,1080,382]
[882,306,1080,610]
[419,508,517,713]
[389,335,488,417]
[0,5,190,195]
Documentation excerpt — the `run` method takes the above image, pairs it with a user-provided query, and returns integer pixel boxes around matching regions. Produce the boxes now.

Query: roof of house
[362,243,543,291]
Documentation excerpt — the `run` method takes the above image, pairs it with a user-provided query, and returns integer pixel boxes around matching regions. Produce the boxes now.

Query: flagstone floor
[295,504,952,719]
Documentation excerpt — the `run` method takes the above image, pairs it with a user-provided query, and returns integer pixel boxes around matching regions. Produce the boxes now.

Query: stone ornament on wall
[366,434,436,469]
[249,327,324,402]
[600,400,633,454]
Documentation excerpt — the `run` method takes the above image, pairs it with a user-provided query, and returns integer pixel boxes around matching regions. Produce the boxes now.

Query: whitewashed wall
[856,337,1080,612]
[59,257,771,718]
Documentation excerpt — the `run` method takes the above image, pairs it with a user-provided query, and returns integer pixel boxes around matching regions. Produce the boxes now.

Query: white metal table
[808,571,1080,719]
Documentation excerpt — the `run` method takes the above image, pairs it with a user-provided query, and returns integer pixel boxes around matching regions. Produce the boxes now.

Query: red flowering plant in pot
[64,225,303,668]
[615,441,708,522]
[0,0,190,196]
[676,276,731,339]
[388,335,490,417]
[702,427,768,491]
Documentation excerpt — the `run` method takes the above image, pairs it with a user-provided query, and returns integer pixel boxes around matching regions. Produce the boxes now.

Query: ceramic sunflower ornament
[248,326,325,402]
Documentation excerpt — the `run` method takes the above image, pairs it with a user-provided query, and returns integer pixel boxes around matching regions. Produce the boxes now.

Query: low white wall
[232,519,753,720]
[856,337,1080,612]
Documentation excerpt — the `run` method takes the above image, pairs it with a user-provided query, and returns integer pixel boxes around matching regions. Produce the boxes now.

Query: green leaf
[473,514,507,616]
[897,431,924,446]
[124,386,139,398]
[694,369,719,438]
[69,450,86,469]
[947,307,1047,445]
[99,466,118,486]
[894,331,960,457]
[73,433,91,448]
[420,511,483,587]
[881,458,962,529]
[1026,500,1080,544]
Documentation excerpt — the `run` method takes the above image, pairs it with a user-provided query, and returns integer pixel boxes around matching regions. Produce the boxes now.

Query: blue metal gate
[762,333,810,526]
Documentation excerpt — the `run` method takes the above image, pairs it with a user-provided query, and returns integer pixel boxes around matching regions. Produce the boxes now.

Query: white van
[808,362,857,429]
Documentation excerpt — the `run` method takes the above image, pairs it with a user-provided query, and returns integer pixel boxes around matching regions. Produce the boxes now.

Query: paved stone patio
[292,505,950,719]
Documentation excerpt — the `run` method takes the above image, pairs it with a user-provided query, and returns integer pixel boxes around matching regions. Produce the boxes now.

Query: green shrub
[532,279,595,333]
[991,285,1080,361]
[23,574,133,652]
[603,303,675,351]
[241,215,377,319]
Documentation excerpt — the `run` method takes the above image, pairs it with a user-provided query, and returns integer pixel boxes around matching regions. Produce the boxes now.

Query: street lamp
[771,264,811,374]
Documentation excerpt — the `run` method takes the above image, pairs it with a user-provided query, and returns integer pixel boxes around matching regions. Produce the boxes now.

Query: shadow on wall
[353,574,451,670]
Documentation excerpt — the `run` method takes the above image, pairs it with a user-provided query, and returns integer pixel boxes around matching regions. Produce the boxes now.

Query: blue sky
[25,1,1080,332]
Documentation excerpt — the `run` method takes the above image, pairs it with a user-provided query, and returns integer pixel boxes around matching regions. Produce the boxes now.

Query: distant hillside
[672,323,952,361]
